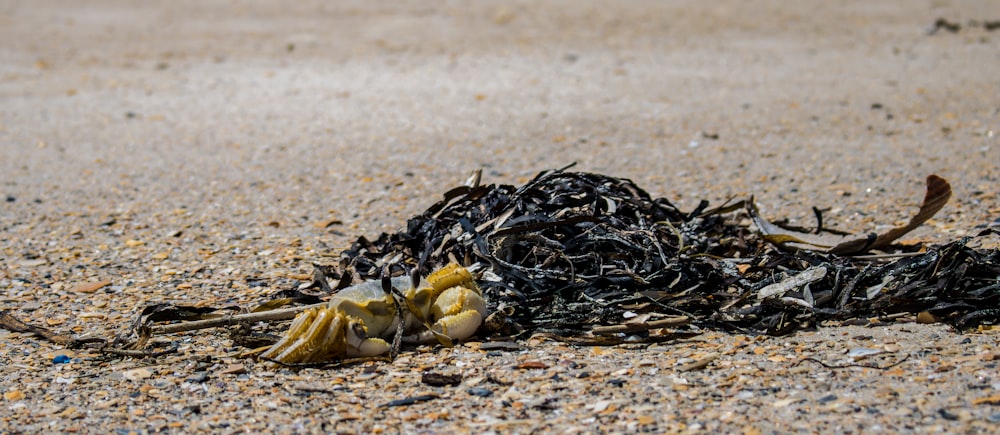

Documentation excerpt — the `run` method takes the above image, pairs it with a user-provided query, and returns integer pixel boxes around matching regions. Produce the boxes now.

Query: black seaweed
[329,168,1000,337]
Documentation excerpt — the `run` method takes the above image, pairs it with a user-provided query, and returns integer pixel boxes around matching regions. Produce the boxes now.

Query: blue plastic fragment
[52,354,71,364]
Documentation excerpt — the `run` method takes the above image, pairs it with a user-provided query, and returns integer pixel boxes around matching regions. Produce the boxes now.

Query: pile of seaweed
[326,168,999,339]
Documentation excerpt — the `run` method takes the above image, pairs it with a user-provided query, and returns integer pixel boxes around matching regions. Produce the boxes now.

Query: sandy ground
[1,0,998,433]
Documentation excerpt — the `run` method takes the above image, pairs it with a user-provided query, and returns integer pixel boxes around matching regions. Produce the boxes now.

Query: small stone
[4,390,26,401]
[938,408,959,421]
[817,394,838,404]
[516,361,548,370]
[70,280,111,294]
[218,363,246,375]
[847,348,882,359]
[186,372,209,383]
[18,259,47,267]
[772,398,799,408]
[467,387,493,397]
[591,400,611,413]
[123,368,153,381]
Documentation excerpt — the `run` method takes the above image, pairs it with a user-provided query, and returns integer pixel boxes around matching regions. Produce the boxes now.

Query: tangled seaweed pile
[328,168,999,339]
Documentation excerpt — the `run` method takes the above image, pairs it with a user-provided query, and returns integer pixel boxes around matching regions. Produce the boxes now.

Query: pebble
[186,372,210,383]
[123,368,153,381]
[467,387,493,397]
[217,364,247,375]
[847,347,883,359]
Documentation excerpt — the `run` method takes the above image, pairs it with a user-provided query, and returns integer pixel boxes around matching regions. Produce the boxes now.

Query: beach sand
[1,1,998,432]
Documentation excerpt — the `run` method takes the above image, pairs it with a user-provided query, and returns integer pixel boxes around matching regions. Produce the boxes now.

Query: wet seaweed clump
[326,167,999,340]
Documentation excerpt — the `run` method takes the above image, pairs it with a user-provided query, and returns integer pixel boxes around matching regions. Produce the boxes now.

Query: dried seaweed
[748,175,952,254]
[5,168,993,351]
[327,168,999,338]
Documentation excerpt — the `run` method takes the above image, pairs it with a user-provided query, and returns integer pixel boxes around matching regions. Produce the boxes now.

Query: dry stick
[151,272,438,341]
[0,310,105,348]
[149,302,327,335]
[0,310,174,358]
[590,316,692,335]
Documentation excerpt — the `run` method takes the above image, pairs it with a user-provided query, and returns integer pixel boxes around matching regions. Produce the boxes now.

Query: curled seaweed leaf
[749,175,952,255]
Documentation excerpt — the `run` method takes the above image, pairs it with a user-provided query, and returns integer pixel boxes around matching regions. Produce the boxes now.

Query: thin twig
[590,316,692,335]
[795,354,910,370]
[0,310,104,348]
[851,252,927,260]
[149,303,325,335]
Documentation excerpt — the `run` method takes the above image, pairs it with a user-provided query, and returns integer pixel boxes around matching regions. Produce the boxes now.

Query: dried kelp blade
[747,199,835,251]
[832,174,951,254]
[749,175,952,254]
